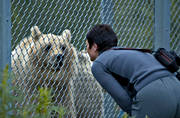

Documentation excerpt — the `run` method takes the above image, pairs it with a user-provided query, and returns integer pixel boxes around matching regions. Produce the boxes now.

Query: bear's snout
[56,54,64,62]
[55,54,64,69]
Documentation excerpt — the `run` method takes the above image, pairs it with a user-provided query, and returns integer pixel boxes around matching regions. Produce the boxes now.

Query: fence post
[154,0,171,51]
[0,0,12,73]
[100,1,121,118]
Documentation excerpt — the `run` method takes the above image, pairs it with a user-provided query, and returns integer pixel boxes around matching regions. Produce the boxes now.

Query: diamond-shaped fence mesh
[9,0,179,118]
[170,0,180,55]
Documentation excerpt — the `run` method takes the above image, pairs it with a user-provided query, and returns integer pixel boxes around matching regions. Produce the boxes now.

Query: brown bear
[11,26,76,118]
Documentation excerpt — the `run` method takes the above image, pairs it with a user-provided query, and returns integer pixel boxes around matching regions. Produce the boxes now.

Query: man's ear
[92,43,98,51]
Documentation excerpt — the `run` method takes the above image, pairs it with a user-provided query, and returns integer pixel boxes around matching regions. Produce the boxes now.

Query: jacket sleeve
[92,61,132,113]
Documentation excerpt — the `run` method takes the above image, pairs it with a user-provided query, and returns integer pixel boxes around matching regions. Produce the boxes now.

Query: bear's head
[28,26,74,73]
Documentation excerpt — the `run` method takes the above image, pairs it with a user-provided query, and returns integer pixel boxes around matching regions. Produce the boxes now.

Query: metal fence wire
[170,0,180,55]
[10,0,179,118]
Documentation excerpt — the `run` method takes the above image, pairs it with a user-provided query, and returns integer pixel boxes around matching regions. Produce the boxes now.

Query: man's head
[86,24,118,61]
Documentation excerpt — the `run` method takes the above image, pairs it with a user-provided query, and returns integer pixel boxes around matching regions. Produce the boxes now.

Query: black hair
[86,24,118,52]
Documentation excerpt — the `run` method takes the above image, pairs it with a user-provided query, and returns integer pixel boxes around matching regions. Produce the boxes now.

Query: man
[86,24,180,118]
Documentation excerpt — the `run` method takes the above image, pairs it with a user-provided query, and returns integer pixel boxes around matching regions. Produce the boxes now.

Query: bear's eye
[61,46,66,51]
[45,44,52,51]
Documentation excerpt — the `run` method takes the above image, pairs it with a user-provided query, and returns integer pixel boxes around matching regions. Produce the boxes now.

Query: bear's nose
[57,54,63,61]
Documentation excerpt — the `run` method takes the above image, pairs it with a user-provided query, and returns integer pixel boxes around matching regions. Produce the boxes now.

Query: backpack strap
[111,47,153,53]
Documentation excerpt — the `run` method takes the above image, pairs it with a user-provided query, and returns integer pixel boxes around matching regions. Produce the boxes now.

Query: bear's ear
[31,26,42,40]
[62,29,71,42]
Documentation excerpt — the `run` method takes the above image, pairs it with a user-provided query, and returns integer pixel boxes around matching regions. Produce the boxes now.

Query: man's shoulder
[97,50,114,60]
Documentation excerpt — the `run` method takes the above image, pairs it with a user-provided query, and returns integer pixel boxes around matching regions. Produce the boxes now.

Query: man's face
[86,40,98,61]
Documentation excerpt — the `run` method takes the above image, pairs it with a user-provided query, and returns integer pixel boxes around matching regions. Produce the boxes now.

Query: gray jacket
[91,49,172,113]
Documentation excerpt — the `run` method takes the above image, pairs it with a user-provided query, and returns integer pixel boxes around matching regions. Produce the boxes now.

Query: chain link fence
[8,0,180,117]
[170,0,180,55]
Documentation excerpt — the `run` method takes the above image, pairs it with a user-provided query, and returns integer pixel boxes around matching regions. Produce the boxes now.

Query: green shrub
[0,65,65,118]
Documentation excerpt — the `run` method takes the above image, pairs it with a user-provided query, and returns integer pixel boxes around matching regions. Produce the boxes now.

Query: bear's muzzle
[55,54,64,70]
